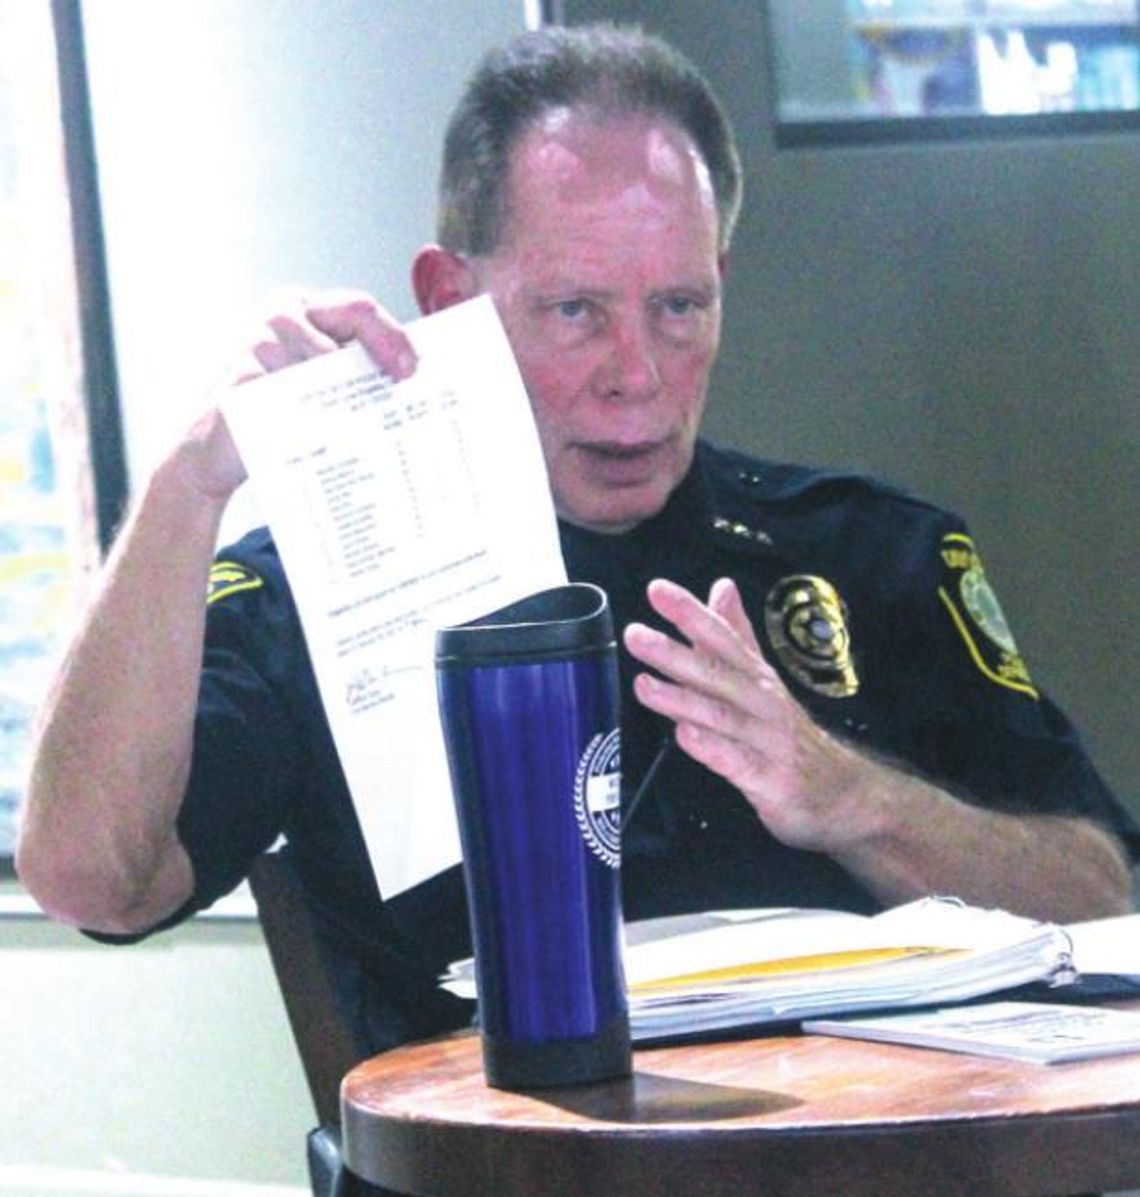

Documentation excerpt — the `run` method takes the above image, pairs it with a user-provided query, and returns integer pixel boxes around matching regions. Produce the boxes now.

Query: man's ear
[412,245,478,315]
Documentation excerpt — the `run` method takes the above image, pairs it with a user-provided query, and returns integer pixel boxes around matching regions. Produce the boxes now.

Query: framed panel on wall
[0,1,126,872]
[767,0,1140,145]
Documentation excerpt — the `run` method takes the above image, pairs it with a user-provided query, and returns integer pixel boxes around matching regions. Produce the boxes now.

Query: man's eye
[555,298,589,320]
[661,295,699,317]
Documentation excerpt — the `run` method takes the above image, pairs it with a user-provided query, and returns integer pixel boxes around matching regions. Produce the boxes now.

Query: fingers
[623,577,774,738]
[234,288,418,384]
[707,576,762,654]
[305,290,419,379]
[622,576,864,853]
[626,578,765,689]
[260,304,340,367]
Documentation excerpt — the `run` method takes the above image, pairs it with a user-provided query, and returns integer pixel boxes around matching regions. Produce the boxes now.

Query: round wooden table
[341,1014,1140,1196]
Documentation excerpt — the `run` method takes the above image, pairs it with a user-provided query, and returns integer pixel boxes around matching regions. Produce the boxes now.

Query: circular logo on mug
[573,729,621,869]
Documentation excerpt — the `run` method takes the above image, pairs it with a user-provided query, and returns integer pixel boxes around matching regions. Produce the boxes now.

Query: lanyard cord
[620,736,672,834]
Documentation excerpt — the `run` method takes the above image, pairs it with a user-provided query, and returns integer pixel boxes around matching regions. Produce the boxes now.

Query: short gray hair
[437,23,743,256]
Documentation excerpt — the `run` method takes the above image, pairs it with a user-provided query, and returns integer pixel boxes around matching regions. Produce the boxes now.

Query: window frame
[765,0,1140,149]
[0,1,127,875]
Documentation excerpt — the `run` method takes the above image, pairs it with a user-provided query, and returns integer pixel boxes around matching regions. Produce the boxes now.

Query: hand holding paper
[221,297,567,896]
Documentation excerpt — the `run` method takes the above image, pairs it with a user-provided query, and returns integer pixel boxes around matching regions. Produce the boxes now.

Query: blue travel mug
[435,583,631,1089]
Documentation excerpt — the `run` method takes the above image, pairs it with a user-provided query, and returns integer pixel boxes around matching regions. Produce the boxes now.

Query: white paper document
[1067,912,1140,979]
[221,297,567,895]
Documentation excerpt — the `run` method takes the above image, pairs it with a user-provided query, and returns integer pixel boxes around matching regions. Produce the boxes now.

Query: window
[0,1,124,867]
[768,0,1140,144]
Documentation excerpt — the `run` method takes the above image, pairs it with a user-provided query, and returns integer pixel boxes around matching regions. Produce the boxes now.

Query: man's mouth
[576,438,670,482]
[581,439,665,461]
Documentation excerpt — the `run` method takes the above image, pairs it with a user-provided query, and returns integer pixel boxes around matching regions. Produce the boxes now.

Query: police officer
[18,25,1136,1061]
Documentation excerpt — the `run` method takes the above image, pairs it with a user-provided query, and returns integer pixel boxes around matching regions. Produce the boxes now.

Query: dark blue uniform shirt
[132,441,1140,1056]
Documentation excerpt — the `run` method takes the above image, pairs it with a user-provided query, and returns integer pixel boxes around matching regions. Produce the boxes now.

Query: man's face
[468,111,724,534]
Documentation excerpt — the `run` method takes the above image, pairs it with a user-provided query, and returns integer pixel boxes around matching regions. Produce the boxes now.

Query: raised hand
[622,576,862,854]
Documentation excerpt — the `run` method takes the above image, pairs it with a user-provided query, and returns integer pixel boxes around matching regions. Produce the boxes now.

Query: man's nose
[597,319,662,401]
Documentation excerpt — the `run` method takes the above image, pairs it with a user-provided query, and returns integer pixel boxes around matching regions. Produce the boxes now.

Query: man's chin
[557,483,670,535]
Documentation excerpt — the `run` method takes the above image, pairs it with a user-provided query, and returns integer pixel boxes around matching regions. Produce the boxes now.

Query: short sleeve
[892,516,1139,859]
[174,550,303,909]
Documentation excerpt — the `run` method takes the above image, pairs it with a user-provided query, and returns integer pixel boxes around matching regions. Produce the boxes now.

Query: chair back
[249,850,360,1128]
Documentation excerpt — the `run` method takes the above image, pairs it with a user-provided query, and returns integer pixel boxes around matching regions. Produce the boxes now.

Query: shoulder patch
[207,560,264,605]
[937,533,1037,699]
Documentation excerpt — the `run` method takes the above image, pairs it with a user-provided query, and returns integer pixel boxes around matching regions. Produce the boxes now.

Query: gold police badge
[937,533,1038,699]
[764,575,859,698]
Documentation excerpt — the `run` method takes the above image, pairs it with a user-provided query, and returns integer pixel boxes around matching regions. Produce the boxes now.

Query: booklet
[803,1000,1140,1064]
[440,896,1081,1043]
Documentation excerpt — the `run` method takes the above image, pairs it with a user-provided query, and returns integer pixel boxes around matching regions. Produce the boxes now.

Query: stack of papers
[440,896,1083,1044]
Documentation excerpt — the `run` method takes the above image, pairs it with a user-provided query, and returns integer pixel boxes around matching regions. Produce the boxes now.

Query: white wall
[1,890,311,1194]
[6,2,527,1192]
[81,0,530,540]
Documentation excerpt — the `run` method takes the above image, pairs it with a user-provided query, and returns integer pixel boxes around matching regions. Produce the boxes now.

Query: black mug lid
[435,583,613,665]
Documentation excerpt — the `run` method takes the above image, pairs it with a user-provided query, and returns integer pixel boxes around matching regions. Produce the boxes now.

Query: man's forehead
[511,107,712,202]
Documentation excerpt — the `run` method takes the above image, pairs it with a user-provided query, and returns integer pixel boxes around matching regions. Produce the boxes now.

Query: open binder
[621,897,1076,1042]
[441,897,1134,1045]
